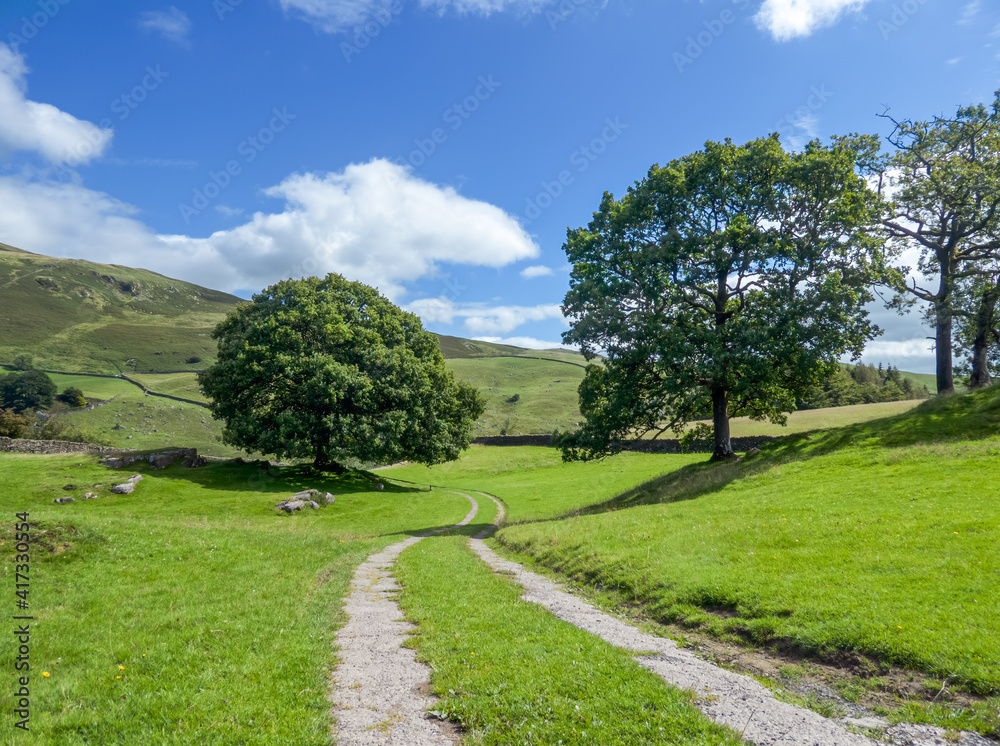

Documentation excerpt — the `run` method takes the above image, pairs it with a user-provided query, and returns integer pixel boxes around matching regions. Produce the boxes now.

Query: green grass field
[0,455,471,744]
[388,388,1000,737]
[714,399,923,437]
[395,528,742,746]
[43,373,137,401]
[59,393,237,457]
[128,373,208,403]
[445,357,585,436]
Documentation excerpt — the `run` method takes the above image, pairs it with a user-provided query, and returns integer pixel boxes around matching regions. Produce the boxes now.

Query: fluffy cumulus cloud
[520,264,554,279]
[139,7,192,43]
[755,0,871,41]
[405,296,564,334]
[0,44,112,165]
[0,159,539,298]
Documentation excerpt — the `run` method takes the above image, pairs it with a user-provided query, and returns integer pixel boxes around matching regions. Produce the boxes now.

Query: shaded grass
[386,446,701,523]
[395,529,743,746]
[0,453,471,744]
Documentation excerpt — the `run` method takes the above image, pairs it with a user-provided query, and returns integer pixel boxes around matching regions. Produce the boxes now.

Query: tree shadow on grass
[385,522,498,539]
[556,386,1000,520]
[105,458,428,497]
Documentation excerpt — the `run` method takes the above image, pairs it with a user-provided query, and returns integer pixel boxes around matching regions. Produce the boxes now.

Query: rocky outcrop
[276,489,335,513]
[103,448,205,470]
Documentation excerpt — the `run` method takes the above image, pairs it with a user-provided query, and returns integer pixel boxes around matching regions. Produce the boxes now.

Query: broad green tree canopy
[199,274,484,469]
[561,135,893,460]
[0,369,57,413]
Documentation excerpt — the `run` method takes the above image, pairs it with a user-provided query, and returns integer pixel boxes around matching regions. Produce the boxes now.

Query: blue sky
[0,0,996,372]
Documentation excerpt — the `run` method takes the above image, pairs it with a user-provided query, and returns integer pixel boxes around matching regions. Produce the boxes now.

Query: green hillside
[0,244,590,435]
[0,243,241,373]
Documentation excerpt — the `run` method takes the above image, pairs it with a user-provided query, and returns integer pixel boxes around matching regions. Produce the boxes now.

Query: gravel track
[468,492,991,746]
[329,492,478,745]
[330,486,990,746]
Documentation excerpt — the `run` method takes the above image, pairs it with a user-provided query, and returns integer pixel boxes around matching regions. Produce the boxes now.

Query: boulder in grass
[128,474,143,484]
[276,499,306,513]
[82,492,98,500]
[323,492,336,505]
[53,497,74,504]
[111,482,135,495]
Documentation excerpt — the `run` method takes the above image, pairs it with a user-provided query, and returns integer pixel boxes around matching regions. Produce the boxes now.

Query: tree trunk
[969,282,1000,389]
[312,440,344,472]
[710,386,734,461]
[935,308,955,395]
[933,264,956,395]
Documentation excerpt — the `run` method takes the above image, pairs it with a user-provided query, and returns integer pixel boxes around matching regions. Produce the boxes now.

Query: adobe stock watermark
[111,65,169,121]
[214,0,244,21]
[545,0,593,31]
[399,75,501,169]
[340,0,403,63]
[50,64,170,181]
[6,0,71,53]
[877,0,928,40]
[673,0,749,73]
[523,117,627,223]
[178,107,296,223]
[774,84,833,148]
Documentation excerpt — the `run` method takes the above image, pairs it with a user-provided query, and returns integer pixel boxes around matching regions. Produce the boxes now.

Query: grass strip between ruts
[394,519,743,746]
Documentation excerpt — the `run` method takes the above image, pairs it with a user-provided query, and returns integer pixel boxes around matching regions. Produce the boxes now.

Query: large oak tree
[199,274,484,470]
[561,135,893,461]
[878,93,1000,393]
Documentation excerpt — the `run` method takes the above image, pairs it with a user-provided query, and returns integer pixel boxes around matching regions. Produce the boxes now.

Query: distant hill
[0,242,241,373]
[0,242,589,435]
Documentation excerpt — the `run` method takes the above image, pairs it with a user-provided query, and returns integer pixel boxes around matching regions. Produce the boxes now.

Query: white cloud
[473,336,578,351]
[0,44,112,165]
[279,0,557,32]
[405,296,565,334]
[0,159,538,298]
[520,264,554,279]
[418,0,553,17]
[754,0,871,41]
[278,0,387,32]
[139,7,192,43]
[959,0,981,25]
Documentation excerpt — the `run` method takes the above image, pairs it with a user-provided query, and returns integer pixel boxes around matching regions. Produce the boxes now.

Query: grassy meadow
[389,388,1000,737]
[0,454,472,744]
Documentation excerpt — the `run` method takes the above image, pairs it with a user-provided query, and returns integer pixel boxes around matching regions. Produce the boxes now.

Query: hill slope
[0,243,589,434]
[0,242,241,373]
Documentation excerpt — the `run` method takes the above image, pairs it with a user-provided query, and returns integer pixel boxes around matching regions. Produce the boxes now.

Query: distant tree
[561,135,893,461]
[0,408,31,438]
[199,274,485,470]
[11,354,34,371]
[57,387,87,408]
[878,93,1000,394]
[0,370,57,412]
